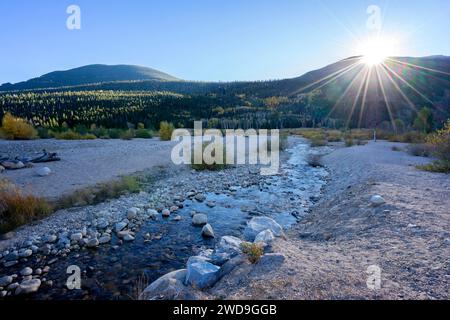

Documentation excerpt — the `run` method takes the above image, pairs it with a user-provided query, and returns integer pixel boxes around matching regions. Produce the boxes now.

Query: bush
[0,179,52,233]
[191,143,228,171]
[54,130,97,140]
[241,242,264,264]
[406,144,432,157]
[135,129,153,139]
[1,112,37,140]
[107,129,122,139]
[37,127,51,139]
[391,145,402,152]
[120,129,135,140]
[306,154,324,167]
[418,120,450,173]
[345,137,355,147]
[159,121,175,141]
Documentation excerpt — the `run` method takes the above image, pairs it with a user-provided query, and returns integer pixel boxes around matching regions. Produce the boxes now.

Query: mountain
[0,64,180,91]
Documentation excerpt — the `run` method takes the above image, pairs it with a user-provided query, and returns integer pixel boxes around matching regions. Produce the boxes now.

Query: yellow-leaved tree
[1,112,37,140]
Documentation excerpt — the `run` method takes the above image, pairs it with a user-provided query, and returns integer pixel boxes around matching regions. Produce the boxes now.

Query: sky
[0,0,449,84]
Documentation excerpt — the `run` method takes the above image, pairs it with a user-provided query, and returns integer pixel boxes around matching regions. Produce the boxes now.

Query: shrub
[345,137,355,147]
[0,179,52,233]
[391,145,402,152]
[54,130,97,140]
[406,144,432,157]
[306,154,324,167]
[241,242,264,264]
[159,121,175,141]
[37,127,51,139]
[135,129,153,139]
[107,129,122,139]
[325,130,342,142]
[1,112,37,140]
[417,120,450,173]
[191,143,228,171]
[120,129,135,140]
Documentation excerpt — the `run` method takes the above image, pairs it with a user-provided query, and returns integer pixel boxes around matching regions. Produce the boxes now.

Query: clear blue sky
[0,0,449,84]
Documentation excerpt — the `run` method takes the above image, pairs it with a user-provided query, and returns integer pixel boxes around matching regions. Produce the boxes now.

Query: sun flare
[358,36,398,67]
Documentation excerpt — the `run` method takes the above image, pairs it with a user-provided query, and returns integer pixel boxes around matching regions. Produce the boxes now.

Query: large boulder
[185,259,220,290]
[139,269,201,300]
[211,236,243,265]
[244,217,284,241]
[254,229,275,245]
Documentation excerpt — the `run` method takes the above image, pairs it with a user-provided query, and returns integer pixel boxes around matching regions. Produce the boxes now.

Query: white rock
[98,234,111,244]
[147,209,158,220]
[20,267,33,276]
[201,224,215,238]
[86,238,99,248]
[70,233,83,242]
[19,249,33,258]
[127,207,140,220]
[115,221,127,232]
[36,167,51,177]
[254,229,275,245]
[162,209,171,217]
[15,279,41,295]
[123,234,135,242]
[243,217,284,241]
[139,269,199,300]
[370,195,386,206]
[192,214,208,226]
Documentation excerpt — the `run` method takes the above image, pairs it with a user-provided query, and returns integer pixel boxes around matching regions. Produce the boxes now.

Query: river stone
[201,224,215,238]
[70,233,83,242]
[139,269,200,300]
[43,234,58,243]
[243,217,284,241]
[86,238,99,248]
[127,207,140,220]
[370,195,386,206]
[192,214,208,226]
[96,219,109,229]
[254,229,275,245]
[185,260,220,289]
[115,222,127,233]
[4,260,18,268]
[19,249,33,258]
[36,167,51,177]
[20,267,33,276]
[194,193,206,202]
[123,234,135,242]
[0,276,13,287]
[162,209,171,217]
[147,209,158,220]
[98,234,111,244]
[5,251,19,261]
[15,279,41,295]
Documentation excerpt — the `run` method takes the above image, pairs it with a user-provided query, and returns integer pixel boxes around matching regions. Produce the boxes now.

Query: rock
[19,249,33,258]
[98,234,111,244]
[254,229,275,245]
[370,195,386,207]
[194,193,206,202]
[211,236,243,265]
[169,206,179,212]
[5,251,19,261]
[70,233,83,242]
[20,267,33,276]
[115,221,128,233]
[96,219,109,229]
[7,282,19,291]
[243,217,284,241]
[15,279,41,295]
[43,234,58,244]
[192,214,208,226]
[0,276,13,287]
[127,207,140,220]
[123,234,135,242]
[185,260,220,289]
[147,209,158,220]
[206,202,216,208]
[201,224,215,238]
[139,269,201,300]
[39,244,52,255]
[36,167,51,177]
[0,291,6,298]
[35,268,42,275]
[86,238,99,248]
[190,211,197,217]
[162,209,171,217]
[173,215,182,221]
[4,261,18,268]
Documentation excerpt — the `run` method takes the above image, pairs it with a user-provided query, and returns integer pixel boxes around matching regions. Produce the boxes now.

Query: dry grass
[159,121,175,141]
[0,179,52,233]
[57,176,141,209]
[54,130,97,140]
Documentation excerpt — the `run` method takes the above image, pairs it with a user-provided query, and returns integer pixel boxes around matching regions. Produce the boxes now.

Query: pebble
[192,214,208,226]
[98,235,111,244]
[15,279,41,295]
[162,209,171,217]
[201,224,215,238]
[20,267,33,276]
[123,234,135,242]
[70,233,83,242]
[0,276,13,287]
[86,238,99,248]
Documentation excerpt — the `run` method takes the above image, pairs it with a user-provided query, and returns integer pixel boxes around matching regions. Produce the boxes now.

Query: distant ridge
[0,64,180,91]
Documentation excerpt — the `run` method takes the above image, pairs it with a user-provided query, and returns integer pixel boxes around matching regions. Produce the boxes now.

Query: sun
[357,36,398,67]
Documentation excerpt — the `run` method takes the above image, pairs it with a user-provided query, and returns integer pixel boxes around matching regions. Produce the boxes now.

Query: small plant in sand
[241,242,264,264]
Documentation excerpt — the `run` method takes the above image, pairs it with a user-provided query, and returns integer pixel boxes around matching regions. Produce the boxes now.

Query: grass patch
[135,129,153,139]
[0,179,52,233]
[241,242,264,264]
[56,176,142,209]
[417,161,450,173]
[159,121,175,141]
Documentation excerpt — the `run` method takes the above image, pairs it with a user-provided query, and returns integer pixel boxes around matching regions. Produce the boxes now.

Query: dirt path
[0,139,177,200]
[210,141,450,300]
